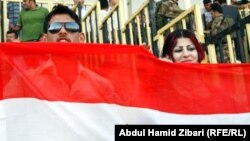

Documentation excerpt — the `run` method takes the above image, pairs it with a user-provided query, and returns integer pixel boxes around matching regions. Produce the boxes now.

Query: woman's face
[172,37,198,63]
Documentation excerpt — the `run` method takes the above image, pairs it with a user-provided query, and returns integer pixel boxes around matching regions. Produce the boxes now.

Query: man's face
[6,33,16,42]
[172,0,178,3]
[210,10,216,18]
[45,14,84,43]
[110,0,118,6]
[22,0,32,10]
[74,0,84,5]
[204,3,211,11]
[231,0,237,3]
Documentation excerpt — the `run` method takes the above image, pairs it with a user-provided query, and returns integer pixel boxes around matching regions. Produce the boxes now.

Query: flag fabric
[0,43,250,141]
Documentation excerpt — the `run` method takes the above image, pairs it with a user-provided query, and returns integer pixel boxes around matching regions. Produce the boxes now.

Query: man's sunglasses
[48,22,80,33]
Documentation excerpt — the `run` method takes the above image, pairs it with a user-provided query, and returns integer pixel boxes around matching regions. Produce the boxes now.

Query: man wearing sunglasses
[42,4,85,43]
[5,4,113,103]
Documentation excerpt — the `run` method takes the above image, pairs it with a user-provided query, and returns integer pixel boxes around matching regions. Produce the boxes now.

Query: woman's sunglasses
[48,22,80,33]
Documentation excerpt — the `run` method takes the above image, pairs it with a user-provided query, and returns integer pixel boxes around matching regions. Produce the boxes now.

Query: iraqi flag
[0,43,250,141]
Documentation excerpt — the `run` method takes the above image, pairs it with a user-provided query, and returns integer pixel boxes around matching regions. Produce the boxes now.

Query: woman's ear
[165,55,174,62]
[165,54,170,59]
[161,55,173,63]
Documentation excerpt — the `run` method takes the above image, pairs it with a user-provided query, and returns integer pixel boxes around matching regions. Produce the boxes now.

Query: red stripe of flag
[1,43,250,114]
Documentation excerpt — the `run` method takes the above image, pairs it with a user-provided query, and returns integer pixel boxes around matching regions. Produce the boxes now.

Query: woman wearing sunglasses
[42,4,85,43]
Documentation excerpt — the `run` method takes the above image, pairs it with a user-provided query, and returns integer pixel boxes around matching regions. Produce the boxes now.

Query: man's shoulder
[36,7,49,15]
[201,8,209,14]
[19,9,27,14]
[38,6,49,12]
[39,6,49,11]
[162,0,172,5]
[224,16,234,25]
[222,5,238,11]
[213,15,223,21]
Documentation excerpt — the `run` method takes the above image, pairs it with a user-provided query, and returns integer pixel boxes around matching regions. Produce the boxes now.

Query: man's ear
[40,34,47,42]
[79,32,85,43]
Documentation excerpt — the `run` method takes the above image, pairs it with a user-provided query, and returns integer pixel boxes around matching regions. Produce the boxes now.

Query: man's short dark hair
[203,0,211,4]
[99,0,109,9]
[211,3,223,13]
[6,30,18,38]
[218,0,227,4]
[43,4,82,33]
